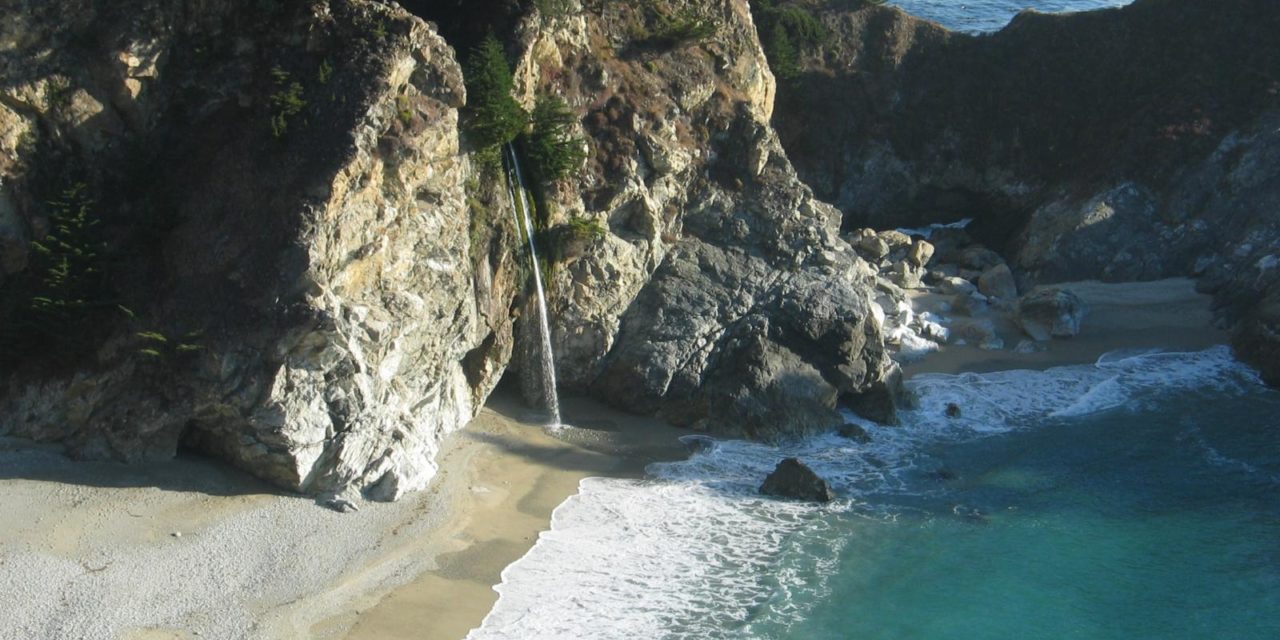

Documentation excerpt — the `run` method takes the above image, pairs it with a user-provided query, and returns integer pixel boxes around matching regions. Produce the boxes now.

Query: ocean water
[890,0,1133,32]
[469,346,1280,639]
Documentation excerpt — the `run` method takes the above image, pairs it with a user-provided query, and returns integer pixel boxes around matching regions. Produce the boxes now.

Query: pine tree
[766,27,801,81]
[28,183,104,330]
[524,94,586,187]
[463,34,528,150]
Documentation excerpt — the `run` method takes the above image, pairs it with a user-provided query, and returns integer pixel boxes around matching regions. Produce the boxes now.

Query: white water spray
[505,145,562,428]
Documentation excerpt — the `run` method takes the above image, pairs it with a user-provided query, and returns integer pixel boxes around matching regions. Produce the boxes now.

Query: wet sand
[329,394,686,640]
[903,278,1227,376]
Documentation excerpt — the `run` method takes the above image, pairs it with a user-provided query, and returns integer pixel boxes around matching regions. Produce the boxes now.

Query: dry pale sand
[0,391,685,640]
[903,278,1227,376]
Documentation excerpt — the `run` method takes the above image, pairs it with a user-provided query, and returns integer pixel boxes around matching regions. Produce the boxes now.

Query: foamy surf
[468,347,1264,639]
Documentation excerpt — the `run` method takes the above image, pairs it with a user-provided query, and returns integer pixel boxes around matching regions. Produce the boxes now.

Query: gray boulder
[960,246,1005,271]
[879,230,914,250]
[937,276,978,296]
[978,263,1018,300]
[889,260,925,289]
[760,458,835,502]
[854,233,891,261]
[907,239,936,268]
[1017,287,1086,340]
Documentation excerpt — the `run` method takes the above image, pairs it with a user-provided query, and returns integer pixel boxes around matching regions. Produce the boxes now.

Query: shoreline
[902,278,1226,377]
[329,394,687,639]
[0,278,1231,640]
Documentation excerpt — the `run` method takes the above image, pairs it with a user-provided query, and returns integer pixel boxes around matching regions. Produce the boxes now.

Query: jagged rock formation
[770,0,1280,384]
[507,0,897,436]
[0,0,897,499]
[0,0,521,501]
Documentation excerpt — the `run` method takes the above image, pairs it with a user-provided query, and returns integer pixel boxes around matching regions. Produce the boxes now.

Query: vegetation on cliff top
[751,0,884,80]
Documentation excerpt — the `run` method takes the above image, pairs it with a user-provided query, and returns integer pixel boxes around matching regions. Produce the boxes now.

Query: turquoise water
[752,382,1280,639]
[471,348,1280,639]
[891,0,1133,32]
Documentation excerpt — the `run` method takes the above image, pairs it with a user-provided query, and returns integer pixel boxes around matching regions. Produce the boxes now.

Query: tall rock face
[0,0,897,498]
[507,0,895,436]
[0,0,522,501]
[769,0,1280,384]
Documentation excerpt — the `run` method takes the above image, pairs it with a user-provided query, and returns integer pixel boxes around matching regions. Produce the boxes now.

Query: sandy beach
[329,395,687,640]
[0,278,1229,640]
[0,391,685,640]
[903,278,1226,376]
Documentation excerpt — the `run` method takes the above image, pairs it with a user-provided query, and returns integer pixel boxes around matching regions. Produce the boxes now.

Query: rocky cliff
[0,0,897,501]
[506,1,896,435]
[0,0,522,502]
[769,0,1280,384]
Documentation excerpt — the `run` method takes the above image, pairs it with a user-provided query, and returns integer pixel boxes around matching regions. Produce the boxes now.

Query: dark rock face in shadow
[770,0,1280,384]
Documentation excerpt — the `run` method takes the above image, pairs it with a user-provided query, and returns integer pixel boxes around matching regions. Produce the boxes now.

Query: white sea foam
[469,347,1263,639]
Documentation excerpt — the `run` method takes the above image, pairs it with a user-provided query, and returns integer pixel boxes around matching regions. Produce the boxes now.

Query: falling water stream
[504,144,562,428]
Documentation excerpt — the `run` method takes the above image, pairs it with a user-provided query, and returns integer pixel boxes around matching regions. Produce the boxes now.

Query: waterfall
[504,144,562,428]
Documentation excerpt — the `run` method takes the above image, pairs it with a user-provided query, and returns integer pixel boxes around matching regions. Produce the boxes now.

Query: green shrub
[523,94,586,187]
[648,8,718,47]
[269,66,307,139]
[534,0,574,19]
[765,27,801,80]
[540,216,606,268]
[566,216,606,242]
[0,182,113,365]
[27,184,104,328]
[317,59,334,85]
[396,95,413,125]
[772,5,828,47]
[118,306,204,363]
[462,34,528,150]
[751,1,831,81]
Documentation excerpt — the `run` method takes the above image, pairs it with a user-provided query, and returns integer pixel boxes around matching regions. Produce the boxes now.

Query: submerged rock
[760,458,835,503]
[837,423,872,444]
[680,435,718,456]
[1017,287,1086,341]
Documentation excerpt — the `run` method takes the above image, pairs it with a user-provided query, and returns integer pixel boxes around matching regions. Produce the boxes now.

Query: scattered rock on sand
[978,263,1018,300]
[959,246,1004,271]
[907,239,936,268]
[1014,339,1045,354]
[1017,287,1086,340]
[950,318,998,347]
[938,276,977,296]
[760,458,835,502]
[855,233,891,261]
[890,260,925,289]
[323,496,360,513]
[879,230,913,250]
